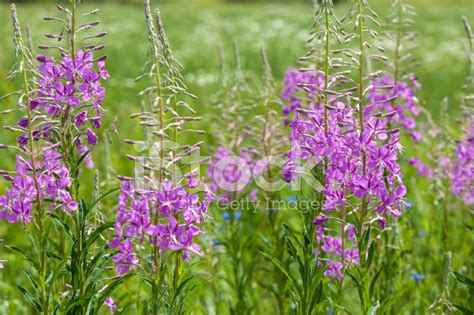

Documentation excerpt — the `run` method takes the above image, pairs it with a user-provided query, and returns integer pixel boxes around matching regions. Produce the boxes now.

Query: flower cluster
[313,223,359,280]
[365,73,422,142]
[282,70,406,278]
[0,149,76,227]
[407,131,473,206]
[284,102,406,219]
[30,50,108,168]
[407,157,432,178]
[110,179,213,275]
[207,146,260,202]
[451,120,474,204]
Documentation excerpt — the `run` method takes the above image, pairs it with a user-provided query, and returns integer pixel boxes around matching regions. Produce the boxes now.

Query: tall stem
[151,43,165,315]
[357,0,368,233]
[13,4,49,312]
[23,53,49,315]
[323,0,330,136]
[63,0,76,133]
[393,0,403,84]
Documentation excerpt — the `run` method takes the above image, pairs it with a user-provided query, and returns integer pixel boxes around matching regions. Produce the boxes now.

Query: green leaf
[5,245,38,269]
[48,213,74,240]
[85,222,114,249]
[175,276,194,298]
[22,269,41,298]
[452,303,474,314]
[260,251,302,304]
[379,290,406,314]
[76,150,91,171]
[85,246,112,280]
[284,234,305,278]
[369,266,385,298]
[47,251,64,261]
[451,270,474,287]
[17,284,42,312]
[365,241,375,268]
[346,268,365,308]
[308,280,323,311]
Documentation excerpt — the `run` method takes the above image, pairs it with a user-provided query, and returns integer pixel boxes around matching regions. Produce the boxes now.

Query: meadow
[0,0,473,314]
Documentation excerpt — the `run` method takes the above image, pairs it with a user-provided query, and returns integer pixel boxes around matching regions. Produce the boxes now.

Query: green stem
[151,39,165,315]
[394,0,403,84]
[323,0,330,136]
[357,0,368,234]
[22,52,49,315]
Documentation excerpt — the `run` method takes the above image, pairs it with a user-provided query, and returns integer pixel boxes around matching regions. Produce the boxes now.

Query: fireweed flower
[104,297,117,312]
[0,6,97,227]
[33,50,108,168]
[207,146,259,202]
[1,52,108,227]
[109,8,214,314]
[451,120,474,204]
[0,149,77,227]
[282,71,406,279]
[111,178,213,274]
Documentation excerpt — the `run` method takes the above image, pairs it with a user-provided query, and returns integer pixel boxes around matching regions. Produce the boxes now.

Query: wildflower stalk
[323,0,331,135]
[113,2,209,313]
[11,5,50,313]
[231,41,246,151]
[11,4,49,314]
[155,8,179,183]
[144,2,165,312]
[393,0,403,84]
[357,0,368,236]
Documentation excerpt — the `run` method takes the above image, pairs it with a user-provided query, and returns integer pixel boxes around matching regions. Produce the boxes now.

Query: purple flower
[366,73,422,141]
[34,50,108,161]
[324,261,344,281]
[321,236,342,256]
[111,179,213,274]
[282,70,407,280]
[75,111,88,127]
[17,117,29,128]
[104,297,117,312]
[451,120,474,204]
[312,214,328,226]
[0,149,76,227]
[207,146,256,198]
[87,128,98,145]
[408,157,432,178]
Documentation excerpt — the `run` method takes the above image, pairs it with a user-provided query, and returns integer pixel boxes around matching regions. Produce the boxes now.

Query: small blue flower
[411,272,425,281]
[234,211,242,220]
[212,239,221,246]
[288,195,297,202]
[222,212,230,221]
